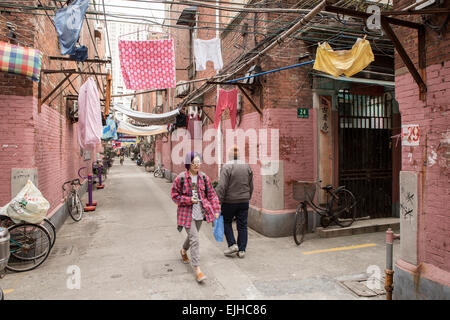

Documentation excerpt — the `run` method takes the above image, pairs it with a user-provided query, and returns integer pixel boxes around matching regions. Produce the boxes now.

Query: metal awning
[113,105,180,126]
[313,73,395,87]
[176,6,197,27]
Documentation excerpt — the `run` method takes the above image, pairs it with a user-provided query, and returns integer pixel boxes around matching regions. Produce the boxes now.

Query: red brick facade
[393,0,450,290]
[0,1,106,216]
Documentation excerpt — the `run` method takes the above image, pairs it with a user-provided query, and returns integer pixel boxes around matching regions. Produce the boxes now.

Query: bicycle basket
[293,181,316,202]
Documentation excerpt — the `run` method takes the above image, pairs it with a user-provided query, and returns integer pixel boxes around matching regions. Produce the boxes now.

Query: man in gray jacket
[216,146,253,258]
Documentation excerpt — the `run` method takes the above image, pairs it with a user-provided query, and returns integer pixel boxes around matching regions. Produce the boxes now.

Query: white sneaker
[224,244,239,256]
[237,251,245,259]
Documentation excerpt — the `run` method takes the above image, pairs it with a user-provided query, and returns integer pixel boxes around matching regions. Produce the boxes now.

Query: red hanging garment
[215,88,238,129]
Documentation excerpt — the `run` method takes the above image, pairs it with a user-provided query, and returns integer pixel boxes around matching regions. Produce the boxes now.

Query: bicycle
[62,178,83,222]
[293,180,357,246]
[0,216,52,272]
[41,218,56,249]
[153,163,165,178]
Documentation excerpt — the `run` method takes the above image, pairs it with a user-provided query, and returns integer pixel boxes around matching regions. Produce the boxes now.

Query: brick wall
[161,1,317,213]
[0,1,106,215]
[393,0,450,273]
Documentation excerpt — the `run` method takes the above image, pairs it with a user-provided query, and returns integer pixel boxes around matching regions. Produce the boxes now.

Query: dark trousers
[221,202,249,252]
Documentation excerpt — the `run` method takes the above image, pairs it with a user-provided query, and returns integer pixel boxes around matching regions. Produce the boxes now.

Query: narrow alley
[1,158,397,300]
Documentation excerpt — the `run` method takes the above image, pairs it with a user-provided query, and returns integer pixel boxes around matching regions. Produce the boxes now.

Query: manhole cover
[339,279,385,297]
[51,246,74,256]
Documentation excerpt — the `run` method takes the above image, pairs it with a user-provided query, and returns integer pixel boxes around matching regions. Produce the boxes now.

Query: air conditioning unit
[175,81,190,98]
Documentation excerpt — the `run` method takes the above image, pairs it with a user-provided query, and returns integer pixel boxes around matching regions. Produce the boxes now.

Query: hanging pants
[215,88,238,129]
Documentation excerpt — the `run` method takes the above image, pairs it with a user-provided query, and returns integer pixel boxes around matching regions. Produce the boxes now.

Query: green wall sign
[297,108,309,118]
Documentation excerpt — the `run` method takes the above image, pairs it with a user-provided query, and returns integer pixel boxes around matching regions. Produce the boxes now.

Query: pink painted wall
[0,95,100,216]
[395,62,450,273]
[157,107,316,211]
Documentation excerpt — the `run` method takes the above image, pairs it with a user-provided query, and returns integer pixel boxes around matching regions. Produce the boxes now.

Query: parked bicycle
[153,163,165,178]
[293,180,357,246]
[0,216,52,272]
[62,179,83,222]
[41,218,56,249]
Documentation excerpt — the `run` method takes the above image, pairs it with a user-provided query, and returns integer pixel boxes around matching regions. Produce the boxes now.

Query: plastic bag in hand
[213,215,224,242]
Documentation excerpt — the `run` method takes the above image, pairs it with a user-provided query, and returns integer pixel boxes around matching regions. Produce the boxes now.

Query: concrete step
[316,217,400,238]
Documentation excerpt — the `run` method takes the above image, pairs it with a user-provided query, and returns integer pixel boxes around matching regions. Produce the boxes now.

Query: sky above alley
[105,0,166,26]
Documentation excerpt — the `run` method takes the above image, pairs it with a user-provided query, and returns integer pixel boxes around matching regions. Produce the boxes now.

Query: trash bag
[0,180,50,224]
[213,215,224,242]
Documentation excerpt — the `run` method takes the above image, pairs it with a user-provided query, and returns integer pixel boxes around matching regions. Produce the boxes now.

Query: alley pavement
[0,158,399,300]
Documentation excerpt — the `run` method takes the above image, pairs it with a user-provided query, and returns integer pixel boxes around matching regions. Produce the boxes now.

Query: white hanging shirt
[193,38,223,71]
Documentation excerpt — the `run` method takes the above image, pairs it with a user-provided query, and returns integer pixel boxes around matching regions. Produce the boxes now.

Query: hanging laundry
[193,38,223,71]
[215,88,238,129]
[53,0,89,55]
[175,112,187,128]
[313,37,374,77]
[102,115,118,141]
[0,41,42,82]
[69,45,88,62]
[78,78,103,149]
[118,39,176,90]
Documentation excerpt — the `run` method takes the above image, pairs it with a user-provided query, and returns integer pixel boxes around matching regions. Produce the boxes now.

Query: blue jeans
[221,202,249,252]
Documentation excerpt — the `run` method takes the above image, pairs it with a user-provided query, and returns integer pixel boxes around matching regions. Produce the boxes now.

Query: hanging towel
[0,41,42,82]
[313,38,374,77]
[118,39,176,90]
[193,38,223,71]
[53,0,89,55]
[215,88,238,129]
[78,78,103,149]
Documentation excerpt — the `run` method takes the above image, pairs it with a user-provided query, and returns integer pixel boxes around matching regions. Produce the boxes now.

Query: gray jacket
[216,161,253,204]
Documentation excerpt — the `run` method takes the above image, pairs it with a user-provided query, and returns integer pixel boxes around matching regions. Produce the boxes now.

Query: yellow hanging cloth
[313,37,374,77]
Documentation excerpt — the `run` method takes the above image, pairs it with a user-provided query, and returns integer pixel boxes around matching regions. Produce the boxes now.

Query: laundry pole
[216,0,223,178]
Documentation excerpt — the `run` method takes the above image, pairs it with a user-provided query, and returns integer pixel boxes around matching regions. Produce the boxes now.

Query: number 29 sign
[401,124,420,146]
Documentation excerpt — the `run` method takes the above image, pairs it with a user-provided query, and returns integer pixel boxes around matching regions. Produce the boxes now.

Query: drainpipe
[385,228,400,300]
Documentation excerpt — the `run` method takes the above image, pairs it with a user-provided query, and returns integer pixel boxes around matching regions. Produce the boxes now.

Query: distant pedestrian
[216,146,253,258]
[171,152,220,282]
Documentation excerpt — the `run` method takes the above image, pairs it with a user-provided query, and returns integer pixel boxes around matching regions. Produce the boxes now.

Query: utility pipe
[385,227,400,300]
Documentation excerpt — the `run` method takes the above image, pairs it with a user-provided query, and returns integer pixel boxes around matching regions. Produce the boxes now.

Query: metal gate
[338,89,393,219]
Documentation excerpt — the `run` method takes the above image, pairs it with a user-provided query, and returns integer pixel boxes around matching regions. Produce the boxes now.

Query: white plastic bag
[0,180,50,224]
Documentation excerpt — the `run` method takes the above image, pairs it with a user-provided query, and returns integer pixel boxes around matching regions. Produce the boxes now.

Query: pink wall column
[395,62,450,274]
[0,95,100,217]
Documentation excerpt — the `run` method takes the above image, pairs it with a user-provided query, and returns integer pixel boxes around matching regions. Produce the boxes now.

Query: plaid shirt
[171,170,220,228]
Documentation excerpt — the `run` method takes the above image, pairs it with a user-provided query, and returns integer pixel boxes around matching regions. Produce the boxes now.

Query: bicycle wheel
[68,191,83,222]
[331,189,356,227]
[154,169,162,178]
[41,218,56,248]
[293,203,308,246]
[6,223,52,272]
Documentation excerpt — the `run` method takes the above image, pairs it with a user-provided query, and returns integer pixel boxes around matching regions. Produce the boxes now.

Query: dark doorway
[338,89,394,219]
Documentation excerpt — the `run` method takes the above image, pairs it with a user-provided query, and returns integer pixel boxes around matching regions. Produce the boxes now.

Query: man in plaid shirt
[171,152,220,282]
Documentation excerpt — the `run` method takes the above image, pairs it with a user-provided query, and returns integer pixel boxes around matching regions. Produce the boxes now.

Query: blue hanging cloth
[69,45,88,62]
[102,115,118,141]
[53,0,89,55]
